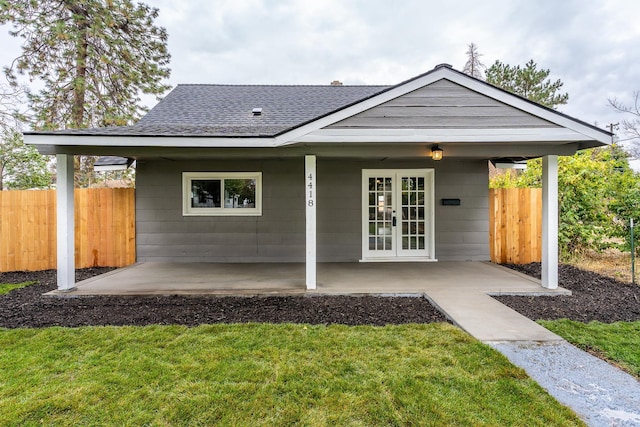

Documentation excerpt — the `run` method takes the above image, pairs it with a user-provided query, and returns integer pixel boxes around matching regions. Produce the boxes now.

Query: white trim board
[294,128,590,144]
[24,134,278,148]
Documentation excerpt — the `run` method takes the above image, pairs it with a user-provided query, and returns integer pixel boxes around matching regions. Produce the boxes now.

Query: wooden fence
[489,188,542,264]
[0,188,135,272]
[1,187,540,272]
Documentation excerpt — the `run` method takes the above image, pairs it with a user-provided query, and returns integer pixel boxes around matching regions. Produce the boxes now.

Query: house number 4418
[307,173,314,207]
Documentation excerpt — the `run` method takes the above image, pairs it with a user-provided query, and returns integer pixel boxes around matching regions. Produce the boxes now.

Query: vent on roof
[330,80,343,86]
[252,108,263,116]
[434,63,453,69]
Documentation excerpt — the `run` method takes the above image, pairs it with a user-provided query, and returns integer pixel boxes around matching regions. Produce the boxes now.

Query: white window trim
[182,172,262,216]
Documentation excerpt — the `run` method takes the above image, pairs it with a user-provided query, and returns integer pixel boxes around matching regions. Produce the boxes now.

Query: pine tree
[462,43,485,79]
[1,0,171,129]
[1,0,171,187]
[485,59,568,109]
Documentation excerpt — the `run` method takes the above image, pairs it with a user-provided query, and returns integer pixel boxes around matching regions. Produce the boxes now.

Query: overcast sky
[1,0,639,136]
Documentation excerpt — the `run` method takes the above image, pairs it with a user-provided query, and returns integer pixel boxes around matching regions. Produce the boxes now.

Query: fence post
[631,218,635,285]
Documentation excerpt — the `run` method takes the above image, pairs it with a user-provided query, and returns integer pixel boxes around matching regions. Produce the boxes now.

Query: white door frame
[361,169,435,262]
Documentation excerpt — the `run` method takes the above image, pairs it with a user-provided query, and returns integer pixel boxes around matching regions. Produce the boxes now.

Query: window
[183,172,262,216]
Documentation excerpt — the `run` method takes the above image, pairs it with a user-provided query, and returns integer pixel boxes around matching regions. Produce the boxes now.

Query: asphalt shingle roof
[45,84,390,137]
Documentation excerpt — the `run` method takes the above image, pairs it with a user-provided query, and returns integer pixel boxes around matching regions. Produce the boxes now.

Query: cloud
[1,0,639,132]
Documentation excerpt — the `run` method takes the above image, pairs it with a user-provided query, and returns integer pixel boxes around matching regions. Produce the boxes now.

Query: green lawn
[0,281,36,295]
[0,323,583,426]
[540,319,640,379]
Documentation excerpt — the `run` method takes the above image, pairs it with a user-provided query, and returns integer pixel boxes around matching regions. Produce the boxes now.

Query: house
[25,64,611,292]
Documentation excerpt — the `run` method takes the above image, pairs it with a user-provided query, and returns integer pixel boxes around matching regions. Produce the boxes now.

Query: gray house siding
[136,157,489,263]
[329,79,558,129]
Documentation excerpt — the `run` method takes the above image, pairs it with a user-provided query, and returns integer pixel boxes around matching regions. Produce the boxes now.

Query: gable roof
[25,64,612,151]
[34,84,389,137]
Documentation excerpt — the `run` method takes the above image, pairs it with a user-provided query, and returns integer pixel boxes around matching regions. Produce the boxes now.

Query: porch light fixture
[431,145,443,161]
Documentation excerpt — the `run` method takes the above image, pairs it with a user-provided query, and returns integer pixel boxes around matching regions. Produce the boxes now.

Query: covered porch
[53,261,563,297]
[26,65,612,295]
[47,261,570,341]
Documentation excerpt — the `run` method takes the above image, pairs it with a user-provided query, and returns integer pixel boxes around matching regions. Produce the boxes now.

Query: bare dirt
[0,268,447,328]
[2,263,638,328]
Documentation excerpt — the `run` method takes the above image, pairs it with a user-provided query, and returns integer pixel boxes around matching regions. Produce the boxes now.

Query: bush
[490,146,640,257]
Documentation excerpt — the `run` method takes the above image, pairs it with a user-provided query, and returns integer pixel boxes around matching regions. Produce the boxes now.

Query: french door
[362,169,434,260]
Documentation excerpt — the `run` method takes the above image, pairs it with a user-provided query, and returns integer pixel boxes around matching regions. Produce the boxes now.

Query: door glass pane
[399,174,428,254]
[368,176,392,252]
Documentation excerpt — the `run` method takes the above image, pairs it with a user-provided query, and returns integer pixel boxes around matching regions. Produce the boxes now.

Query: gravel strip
[491,341,640,427]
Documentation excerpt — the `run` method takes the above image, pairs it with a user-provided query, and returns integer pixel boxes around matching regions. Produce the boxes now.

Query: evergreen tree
[486,59,568,109]
[1,0,171,187]
[462,43,485,79]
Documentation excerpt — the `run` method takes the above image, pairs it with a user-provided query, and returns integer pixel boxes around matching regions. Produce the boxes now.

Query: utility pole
[608,123,619,144]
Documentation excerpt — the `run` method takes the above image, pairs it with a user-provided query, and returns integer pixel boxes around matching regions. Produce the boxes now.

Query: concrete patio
[49,261,570,342]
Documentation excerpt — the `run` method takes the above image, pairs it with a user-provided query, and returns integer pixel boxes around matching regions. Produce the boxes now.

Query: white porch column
[305,155,317,290]
[542,155,558,289]
[56,154,76,291]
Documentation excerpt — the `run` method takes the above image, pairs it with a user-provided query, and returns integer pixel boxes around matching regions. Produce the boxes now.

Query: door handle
[393,217,397,227]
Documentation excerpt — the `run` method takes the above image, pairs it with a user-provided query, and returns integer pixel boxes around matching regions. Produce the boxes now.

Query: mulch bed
[0,268,446,328]
[2,263,639,328]
[497,263,640,323]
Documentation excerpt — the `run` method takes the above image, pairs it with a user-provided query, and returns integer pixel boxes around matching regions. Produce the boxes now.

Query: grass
[540,319,640,379]
[566,248,638,284]
[0,281,36,295]
[0,323,583,426]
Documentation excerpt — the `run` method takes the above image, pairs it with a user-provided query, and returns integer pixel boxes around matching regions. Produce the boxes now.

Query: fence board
[0,188,135,272]
[489,188,542,264]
